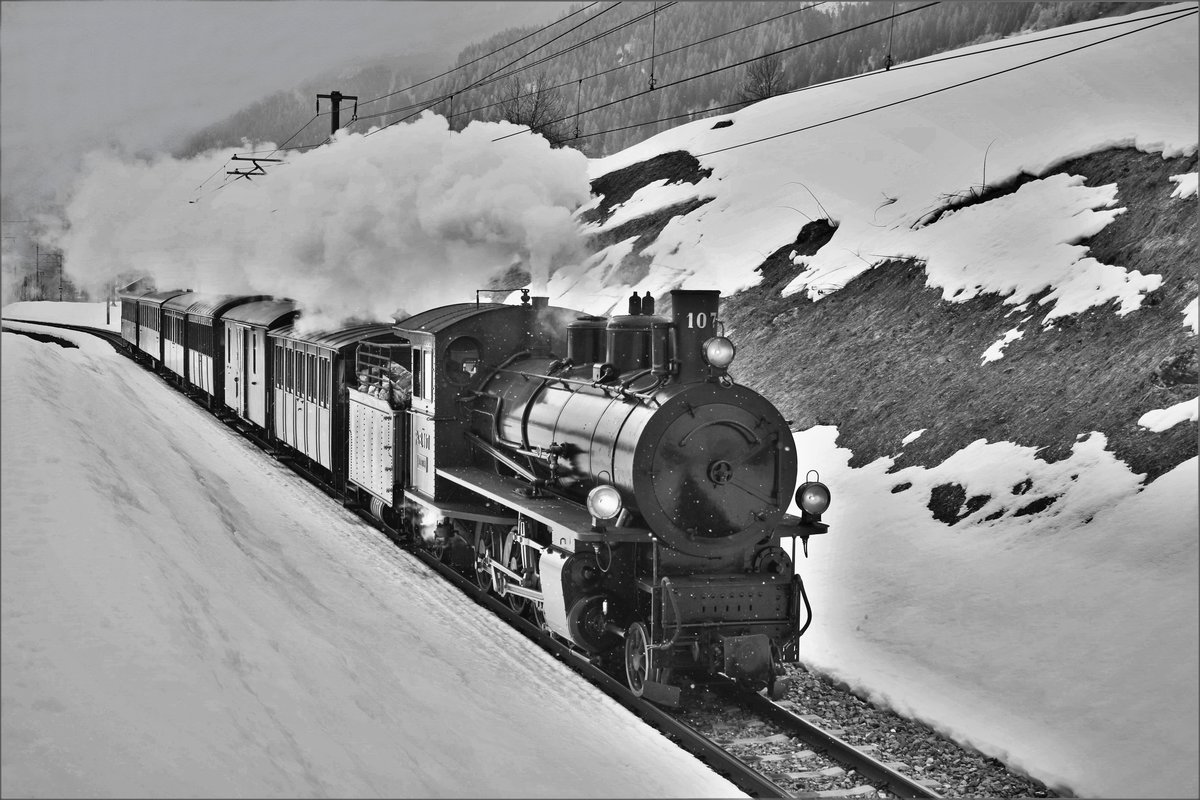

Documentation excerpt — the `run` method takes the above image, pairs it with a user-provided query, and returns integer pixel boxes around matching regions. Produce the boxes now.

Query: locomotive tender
[119,285,830,703]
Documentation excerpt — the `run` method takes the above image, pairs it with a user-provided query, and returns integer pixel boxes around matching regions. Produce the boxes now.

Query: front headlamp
[702,336,736,369]
[587,484,623,521]
[795,481,831,518]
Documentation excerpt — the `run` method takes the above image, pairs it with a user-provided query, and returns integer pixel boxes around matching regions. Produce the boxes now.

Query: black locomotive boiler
[346,288,830,703]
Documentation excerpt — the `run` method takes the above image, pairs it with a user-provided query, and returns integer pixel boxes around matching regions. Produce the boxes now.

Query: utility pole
[1,236,16,301]
[2,220,31,300]
[317,90,358,136]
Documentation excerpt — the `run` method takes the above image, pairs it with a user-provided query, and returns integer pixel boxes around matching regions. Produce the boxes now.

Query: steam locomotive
[119,285,830,704]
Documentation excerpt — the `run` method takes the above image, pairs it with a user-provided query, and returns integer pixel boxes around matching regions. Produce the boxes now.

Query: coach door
[246,328,266,427]
[224,323,244,415]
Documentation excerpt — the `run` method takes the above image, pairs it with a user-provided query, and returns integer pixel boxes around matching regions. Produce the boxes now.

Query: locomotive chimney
[670,289,720,383]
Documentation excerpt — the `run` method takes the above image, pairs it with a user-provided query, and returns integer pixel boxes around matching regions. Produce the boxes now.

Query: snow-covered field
[1,316,741,798]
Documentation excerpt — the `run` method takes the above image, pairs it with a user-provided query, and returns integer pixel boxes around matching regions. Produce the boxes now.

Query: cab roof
[222,298,299,327]
[393,302,506,335]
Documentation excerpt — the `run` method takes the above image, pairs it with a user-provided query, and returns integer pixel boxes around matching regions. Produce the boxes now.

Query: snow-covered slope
[0,319,740,799]
[566,4,1197,316]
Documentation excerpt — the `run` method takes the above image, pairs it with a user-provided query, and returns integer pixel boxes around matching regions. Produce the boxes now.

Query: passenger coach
[118,287,153,352]
[270,322,404,489]
[221,298,299,431]
[183,294,266,408]
[136,289,189,368]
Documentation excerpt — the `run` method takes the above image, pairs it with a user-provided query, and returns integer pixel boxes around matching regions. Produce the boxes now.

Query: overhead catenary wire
[693,6,1197,158]
[491,1,940,142]
[215,3,1192,185]
[565,4,1197,146]
[230,3,616,158]
[242,0,819,157]
[354,1,602,109]
[441,2,826,128]
[363,2,680,128]
[363,2,625,138]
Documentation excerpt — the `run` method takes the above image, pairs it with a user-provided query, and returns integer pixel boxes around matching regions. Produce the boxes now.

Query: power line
[354,1,603,109]
[694,7,1197,158]
[363,2,625,138]
[568,4,1197,146]
[193,8,608,182]
[444,2,825,128]
[492,1,940,142]
[350,3,668,128]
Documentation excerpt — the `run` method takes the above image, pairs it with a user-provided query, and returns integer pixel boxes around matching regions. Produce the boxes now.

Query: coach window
[319,359,329,407]
[411,348,423,399]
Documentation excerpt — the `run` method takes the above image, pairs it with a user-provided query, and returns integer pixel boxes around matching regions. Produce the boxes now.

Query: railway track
[683,682,944,798]
[4,315,944,798]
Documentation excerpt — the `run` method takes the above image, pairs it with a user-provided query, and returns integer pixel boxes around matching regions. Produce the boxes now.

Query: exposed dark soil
[2,328,79,349]
[588,147,1198,493]
[581,150,712,226]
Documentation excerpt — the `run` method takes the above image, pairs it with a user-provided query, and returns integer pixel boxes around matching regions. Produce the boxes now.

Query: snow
[1,311,741,799]
[785,426,1198,799]
[4,4,1197,798]
[560,4,1197,317]
[1185,297,1199,334]
[1138,397,1200,432]
[1170,171,1198,199]
[981,323,1026,364]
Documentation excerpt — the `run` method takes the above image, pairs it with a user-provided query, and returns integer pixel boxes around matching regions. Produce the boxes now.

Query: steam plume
[49,114,592,329]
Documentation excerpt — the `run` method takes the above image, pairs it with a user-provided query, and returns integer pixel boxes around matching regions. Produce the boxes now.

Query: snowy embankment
[0,316,740,799]
[786,427,1197,798]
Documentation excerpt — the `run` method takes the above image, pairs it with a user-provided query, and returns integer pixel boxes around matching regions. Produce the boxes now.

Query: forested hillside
[177,2,1161,159]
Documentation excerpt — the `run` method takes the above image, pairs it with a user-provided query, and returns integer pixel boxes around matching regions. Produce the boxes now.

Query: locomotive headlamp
[702,336,736,369]
[587,484,623,521]
[795,480,831,518]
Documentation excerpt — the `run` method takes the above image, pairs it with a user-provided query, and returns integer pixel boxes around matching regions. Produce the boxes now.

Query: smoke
[49,114,592,330]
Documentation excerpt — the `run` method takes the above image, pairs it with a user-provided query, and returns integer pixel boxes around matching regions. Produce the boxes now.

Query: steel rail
[724,683,943,799]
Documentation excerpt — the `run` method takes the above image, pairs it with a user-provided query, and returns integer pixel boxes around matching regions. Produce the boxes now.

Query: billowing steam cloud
[49,114,592,329]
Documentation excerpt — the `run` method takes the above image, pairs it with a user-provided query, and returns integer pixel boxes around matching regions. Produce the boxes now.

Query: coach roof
[185,294,268,320]
[223,298,299,327]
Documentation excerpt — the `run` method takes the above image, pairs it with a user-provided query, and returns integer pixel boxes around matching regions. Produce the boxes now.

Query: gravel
[676,665,1059,798]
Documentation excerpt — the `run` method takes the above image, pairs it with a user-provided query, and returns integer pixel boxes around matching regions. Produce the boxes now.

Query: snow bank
[787,425,1198,798]
[0,325,741,798]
